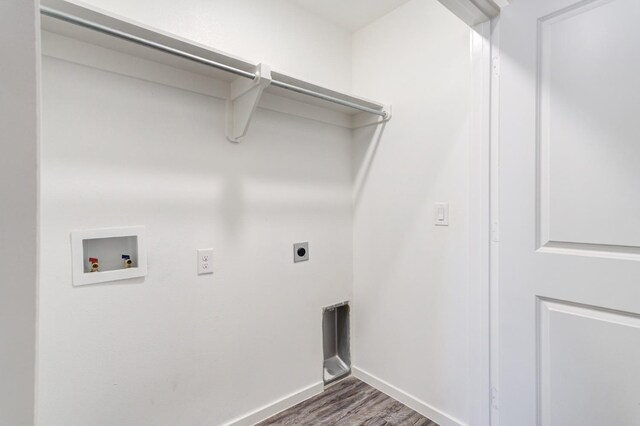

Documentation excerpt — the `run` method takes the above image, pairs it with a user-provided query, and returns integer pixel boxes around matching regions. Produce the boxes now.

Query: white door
[497,0,640,425]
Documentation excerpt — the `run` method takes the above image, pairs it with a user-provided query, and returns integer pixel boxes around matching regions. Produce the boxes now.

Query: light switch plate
[435,202,449,226]
[197,248,213,274]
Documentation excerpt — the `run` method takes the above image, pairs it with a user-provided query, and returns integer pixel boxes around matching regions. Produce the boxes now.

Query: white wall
[351,1,472,425]
[35,1,476,424]
[37,21,352,426]
[0,1,39,425]
[68,0,352,92]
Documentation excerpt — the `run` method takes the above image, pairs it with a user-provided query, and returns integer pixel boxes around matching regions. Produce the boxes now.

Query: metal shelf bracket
[226,63,272,143]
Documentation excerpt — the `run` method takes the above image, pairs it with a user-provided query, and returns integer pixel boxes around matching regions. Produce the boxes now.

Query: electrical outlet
[197,248,213,275]
[293,242,309,262]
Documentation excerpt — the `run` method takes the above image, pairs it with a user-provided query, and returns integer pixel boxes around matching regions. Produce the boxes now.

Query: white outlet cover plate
[197,248,213,275]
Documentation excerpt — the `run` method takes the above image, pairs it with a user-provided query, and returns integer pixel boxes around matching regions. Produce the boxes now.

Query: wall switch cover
[197,248,213,274]
[435,202,449,226]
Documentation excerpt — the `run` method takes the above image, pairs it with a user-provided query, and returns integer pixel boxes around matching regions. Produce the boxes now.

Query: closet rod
[269,80,387,117]
[40,6,388,118]
[40,6,255,79]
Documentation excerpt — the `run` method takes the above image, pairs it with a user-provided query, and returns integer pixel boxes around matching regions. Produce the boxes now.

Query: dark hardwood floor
[256,376,438,426]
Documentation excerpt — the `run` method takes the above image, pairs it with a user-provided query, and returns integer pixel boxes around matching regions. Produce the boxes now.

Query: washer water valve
[122,254,132,268]
[89,257,99,272]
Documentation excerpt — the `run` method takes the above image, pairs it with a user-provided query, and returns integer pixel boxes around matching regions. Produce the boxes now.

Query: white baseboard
[352,366,466,426]
[221,368,466,426]
[221,381,324,426]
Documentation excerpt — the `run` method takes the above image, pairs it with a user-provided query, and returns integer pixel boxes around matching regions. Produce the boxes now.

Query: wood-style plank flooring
[256,376,438,426]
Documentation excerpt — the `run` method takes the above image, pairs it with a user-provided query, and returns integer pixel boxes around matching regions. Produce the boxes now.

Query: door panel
[539,299,640,425]
[539,0,640,252]
[498,0,640,424]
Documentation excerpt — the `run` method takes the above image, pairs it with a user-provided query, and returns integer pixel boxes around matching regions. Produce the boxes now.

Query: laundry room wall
[0,1,39,425]
[37,1,354,424]
[351,1,473,425]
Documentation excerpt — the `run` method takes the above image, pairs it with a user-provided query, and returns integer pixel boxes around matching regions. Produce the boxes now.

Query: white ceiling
[288,0,413,32]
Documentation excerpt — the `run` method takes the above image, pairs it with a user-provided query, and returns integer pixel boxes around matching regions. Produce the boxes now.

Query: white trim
[491,0,510,8]
[352,367,466,426]
[220,382,323,426]
[469,20,493,426]
[489,15,502,426]
[438,0,504,26]
[437,0,510,26]
[34,4,43,425]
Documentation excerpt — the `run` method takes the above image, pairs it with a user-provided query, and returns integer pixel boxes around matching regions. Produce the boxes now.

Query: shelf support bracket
[351,105,392,129]
[226,63,272,143]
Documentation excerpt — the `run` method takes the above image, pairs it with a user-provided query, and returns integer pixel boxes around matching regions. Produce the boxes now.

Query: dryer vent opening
[322,302,350,384]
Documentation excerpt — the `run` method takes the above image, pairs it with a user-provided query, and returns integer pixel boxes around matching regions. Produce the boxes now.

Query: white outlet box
[71,226,147,286]
[197,248,213,275]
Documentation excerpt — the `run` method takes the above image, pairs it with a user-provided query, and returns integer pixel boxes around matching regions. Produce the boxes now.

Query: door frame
[487,16,501,426]
[468,18,495,426]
